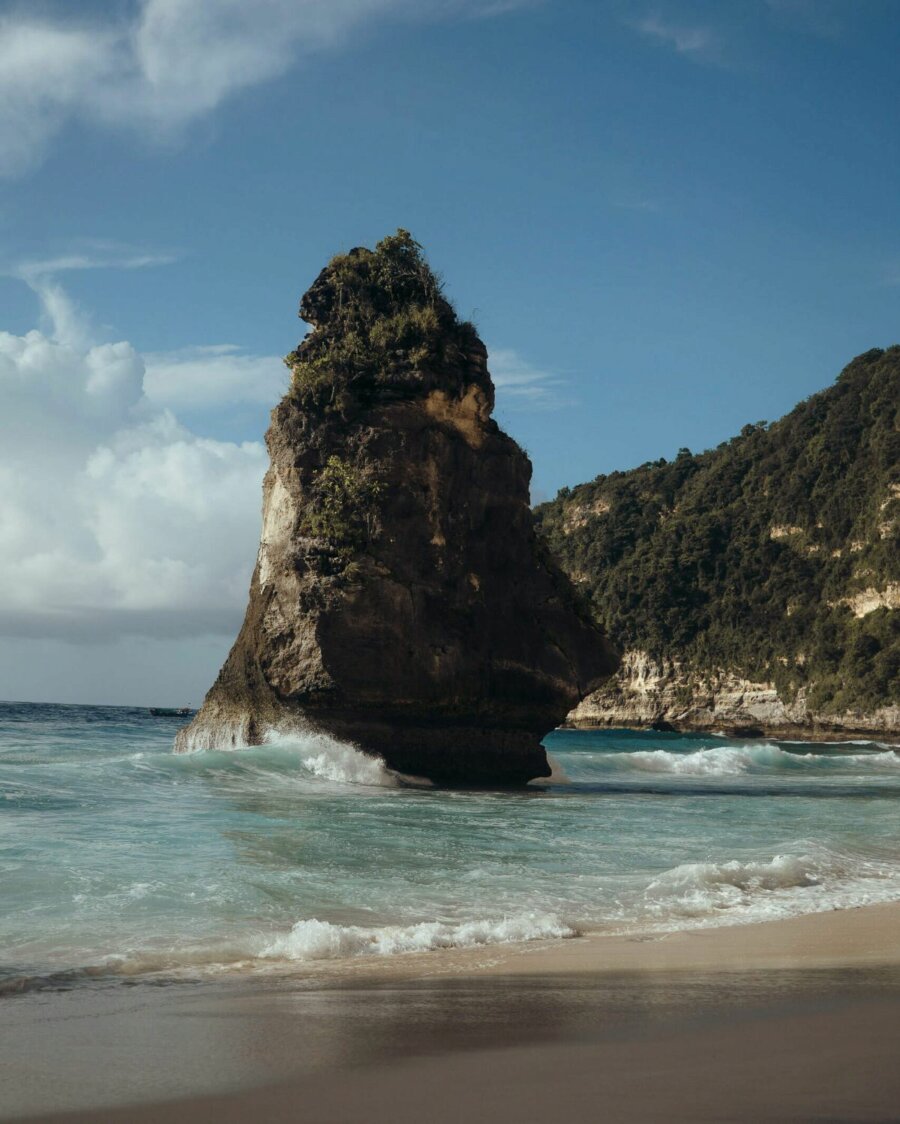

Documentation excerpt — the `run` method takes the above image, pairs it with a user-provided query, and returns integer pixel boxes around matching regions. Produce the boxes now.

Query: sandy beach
[5,901,900,1123]
[474,897,900,976]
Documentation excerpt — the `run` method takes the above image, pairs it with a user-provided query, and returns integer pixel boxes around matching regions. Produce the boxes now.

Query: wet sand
[5,902,900,1123]
[483,898,900,976]
[27,992,900,1124]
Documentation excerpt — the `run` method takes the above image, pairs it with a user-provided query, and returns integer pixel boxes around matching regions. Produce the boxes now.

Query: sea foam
[177,724,397,787]
[637,845,900,927]
[594,743,900,777]
[258,912,575,961]
[263,729,396,787]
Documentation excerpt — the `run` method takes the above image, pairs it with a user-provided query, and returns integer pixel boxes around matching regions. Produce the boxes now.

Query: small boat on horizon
[148,707,194,717]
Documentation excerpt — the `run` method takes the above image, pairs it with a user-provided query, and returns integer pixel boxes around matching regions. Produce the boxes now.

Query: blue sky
[0,0,898,704]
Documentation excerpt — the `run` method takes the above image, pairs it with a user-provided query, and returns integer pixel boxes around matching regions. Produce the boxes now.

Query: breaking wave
[173,727,397,788]
[0,913,575,995]
[592,743,900,777]
[639,846,900,927]
[262,729,396,787]
[258,912,575,960]
[7,706,900,998]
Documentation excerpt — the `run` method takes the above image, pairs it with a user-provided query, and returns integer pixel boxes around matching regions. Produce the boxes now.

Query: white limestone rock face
[568,649,900,739]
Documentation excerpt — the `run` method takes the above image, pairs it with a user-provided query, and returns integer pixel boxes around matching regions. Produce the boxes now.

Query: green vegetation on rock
[285,229,479,414]
[302,455,382,565]
[535,347,900,714]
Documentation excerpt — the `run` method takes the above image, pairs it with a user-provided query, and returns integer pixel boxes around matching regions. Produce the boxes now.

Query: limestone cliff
[568,650,900,739]
[176,231,618,783]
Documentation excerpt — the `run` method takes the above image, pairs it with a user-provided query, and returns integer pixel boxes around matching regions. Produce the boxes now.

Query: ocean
[3,701,900,994]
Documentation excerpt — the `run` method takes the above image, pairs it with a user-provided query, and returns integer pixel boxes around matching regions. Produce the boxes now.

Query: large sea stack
[176,231,618,783]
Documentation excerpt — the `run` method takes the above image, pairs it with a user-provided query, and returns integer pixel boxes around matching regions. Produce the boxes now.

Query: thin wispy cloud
[0,0,532,178]
[15,246,178,283]
[6,243,178,350]
[630,12,721,63]
[144,344,289,411]
[489,347,571,411]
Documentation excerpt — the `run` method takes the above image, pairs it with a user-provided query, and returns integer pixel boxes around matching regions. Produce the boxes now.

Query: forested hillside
[535,347,900,721]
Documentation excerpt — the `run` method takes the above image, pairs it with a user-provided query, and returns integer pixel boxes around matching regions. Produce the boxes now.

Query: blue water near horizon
[2,701,900,994]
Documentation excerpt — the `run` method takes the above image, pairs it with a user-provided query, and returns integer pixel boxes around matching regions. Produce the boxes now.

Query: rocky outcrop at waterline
[176,231,618,783]
[566,649,900,740]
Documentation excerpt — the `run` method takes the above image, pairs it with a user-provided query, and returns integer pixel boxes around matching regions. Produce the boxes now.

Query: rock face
[568,649,900,740]
[176,231,618,783]
[536,346,900,737]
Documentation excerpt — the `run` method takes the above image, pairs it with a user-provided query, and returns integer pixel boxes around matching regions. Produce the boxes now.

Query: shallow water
[2,702,899,991]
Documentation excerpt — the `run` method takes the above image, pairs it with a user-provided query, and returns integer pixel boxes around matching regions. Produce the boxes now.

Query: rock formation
[566,649,900,740]
[176,231,618,783]
[536,346,900,740]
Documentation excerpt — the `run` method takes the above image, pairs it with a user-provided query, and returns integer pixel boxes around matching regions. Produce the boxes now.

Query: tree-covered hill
[534,347,900,718]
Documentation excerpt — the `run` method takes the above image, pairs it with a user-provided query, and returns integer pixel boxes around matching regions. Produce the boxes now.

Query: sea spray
[262,728,396,787]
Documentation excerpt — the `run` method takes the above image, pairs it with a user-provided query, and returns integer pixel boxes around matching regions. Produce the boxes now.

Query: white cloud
[0,258,562,642]
[632,14,717,59]
[0,18,117,177]
[0,279,268,641]
[17,245,178,283]
[144,340,562,415]
[489,346,569,410]
[144,345,289,411]
[0,0,530,177]
[7,243,180,350]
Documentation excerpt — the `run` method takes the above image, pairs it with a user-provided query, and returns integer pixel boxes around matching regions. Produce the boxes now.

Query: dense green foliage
[535,348,900,713]
[285,230,478,413]
[302,455,382,565]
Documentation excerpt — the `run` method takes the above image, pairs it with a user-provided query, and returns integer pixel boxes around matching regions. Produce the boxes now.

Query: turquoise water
[2,701,900,991]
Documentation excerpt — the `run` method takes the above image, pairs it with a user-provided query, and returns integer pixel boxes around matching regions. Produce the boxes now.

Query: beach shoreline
[452,896,900,978]
[6,898,900,1123]
[194,895,900,991]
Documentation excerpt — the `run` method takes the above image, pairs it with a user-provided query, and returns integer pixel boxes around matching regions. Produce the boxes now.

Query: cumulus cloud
[0,0,530,177]
[0,279,268,641]
[0,265,559,642]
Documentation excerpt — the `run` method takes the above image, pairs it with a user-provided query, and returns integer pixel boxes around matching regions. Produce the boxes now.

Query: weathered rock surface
[568,649,900,740]
[537,346,899,739]
[176,232,618,783]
